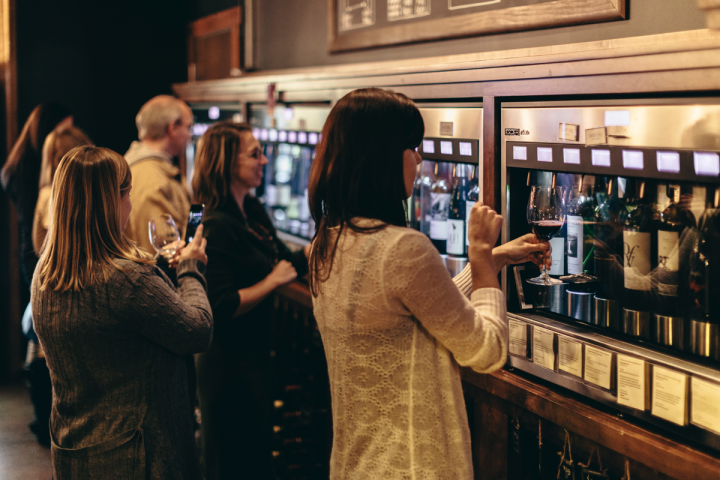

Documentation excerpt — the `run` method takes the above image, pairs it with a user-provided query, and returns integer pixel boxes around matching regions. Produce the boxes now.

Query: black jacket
[202,196,308,358]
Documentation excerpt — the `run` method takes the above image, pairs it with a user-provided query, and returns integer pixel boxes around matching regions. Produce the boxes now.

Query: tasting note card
[652,366,688,426]
[533,327,555,370]
[558,336,582,377]
[617,355,647,411]
[509,319,528,357]
[584,345,613,390]
[691,377,720,434]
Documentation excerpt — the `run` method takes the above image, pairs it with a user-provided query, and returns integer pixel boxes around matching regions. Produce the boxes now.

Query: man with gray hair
[124,95,193,254]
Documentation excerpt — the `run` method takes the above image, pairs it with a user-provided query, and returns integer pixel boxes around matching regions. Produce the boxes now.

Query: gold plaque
[585,127,607,146]
[558,123,579,141]
[440,122,454,136]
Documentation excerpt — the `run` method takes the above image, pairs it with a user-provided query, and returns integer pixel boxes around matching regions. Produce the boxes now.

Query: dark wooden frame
[187,6,243,81]
[328,0,626,52]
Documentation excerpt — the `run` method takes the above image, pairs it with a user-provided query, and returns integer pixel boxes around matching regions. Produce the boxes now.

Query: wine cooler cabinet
[411,104,483,275]
[501,100,720,452]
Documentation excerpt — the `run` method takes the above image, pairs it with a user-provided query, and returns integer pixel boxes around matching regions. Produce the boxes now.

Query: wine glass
[526,186,566,285]
[149,214,181,261]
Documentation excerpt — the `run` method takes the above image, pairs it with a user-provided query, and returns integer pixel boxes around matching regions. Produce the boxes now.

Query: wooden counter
[272,280,720,479]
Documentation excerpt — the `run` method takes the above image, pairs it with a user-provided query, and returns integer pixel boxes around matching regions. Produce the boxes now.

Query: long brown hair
[39,125,92,188]
[308,88,424,296]
[1,102,71,221]
[37,146,153,292]
[191,122,253,211]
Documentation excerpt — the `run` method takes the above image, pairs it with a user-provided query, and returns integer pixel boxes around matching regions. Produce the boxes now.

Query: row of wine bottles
[409,161,479,257]
[545,175,719,325]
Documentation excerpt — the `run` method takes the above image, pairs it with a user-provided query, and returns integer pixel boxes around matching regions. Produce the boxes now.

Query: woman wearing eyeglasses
[191,122,310,479]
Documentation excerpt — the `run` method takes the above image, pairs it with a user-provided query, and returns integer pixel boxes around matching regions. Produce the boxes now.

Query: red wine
[532,220,564,241]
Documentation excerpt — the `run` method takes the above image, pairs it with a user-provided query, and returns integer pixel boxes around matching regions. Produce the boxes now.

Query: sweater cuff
[470,288,506,321]
[177,258,208,290]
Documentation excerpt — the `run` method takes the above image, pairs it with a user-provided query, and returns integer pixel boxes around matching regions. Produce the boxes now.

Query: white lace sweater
[312,221,508,480]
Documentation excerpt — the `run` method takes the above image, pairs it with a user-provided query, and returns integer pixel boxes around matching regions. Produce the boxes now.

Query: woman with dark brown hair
[191,122,310,479]
[1,102,72,447]
[308,88,550,479]
[2,102,72,283]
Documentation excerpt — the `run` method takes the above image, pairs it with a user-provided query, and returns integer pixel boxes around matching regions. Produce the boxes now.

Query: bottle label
[657,230,679,296]
[566,215,584,274]
[429,193,451,240]
[447,219,465,255]
[430,220,448,240]
[624,231,651,291]
[465,200,476,246]
[548,237,565,276]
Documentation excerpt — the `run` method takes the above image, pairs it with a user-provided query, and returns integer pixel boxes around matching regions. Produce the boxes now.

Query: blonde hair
[39,125,92,188]
[191,122,252,211]
[37,146,153,292]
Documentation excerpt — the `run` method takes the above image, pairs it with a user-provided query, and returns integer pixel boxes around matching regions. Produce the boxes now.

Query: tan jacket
[32,185,53,255]
[124,142,190,255]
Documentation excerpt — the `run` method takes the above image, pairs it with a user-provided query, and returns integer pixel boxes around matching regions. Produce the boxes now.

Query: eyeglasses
[239,145,264,160]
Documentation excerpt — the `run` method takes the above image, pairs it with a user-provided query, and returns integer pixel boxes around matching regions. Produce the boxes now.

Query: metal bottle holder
[690,320,720,361]
[594,297,620,330]
[622,308,652,340]
[653,314,686,351]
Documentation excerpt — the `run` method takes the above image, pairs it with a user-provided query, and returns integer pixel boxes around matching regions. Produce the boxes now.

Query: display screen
[459,142,472,156]
[537,147,552,162]
[440,141,453,155]
[423,139,435,154]
[622,150,644,170]
[592,149,611,167]
[657,151,681,173]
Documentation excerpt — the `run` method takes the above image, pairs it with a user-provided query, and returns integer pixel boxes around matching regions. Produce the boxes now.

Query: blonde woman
[33,125,92,254]
[32,145,212,480]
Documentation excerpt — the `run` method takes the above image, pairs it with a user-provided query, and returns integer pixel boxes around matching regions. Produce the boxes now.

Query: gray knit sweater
[32,258,213,480]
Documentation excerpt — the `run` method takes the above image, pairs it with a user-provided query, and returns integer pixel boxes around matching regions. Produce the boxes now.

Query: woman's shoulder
[110,259,162,285]
[381,225,435,255]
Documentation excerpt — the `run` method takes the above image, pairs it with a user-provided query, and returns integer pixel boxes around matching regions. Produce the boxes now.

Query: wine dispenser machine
[501,100,720,450]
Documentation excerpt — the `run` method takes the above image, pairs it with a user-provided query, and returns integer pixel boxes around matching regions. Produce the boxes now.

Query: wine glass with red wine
[526,186,566,285]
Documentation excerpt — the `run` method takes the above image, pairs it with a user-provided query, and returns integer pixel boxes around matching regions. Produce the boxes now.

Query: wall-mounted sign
[330,0,626,52]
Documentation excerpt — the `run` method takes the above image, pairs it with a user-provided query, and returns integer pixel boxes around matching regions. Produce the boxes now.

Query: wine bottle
[655,184,692,317]
[418,162,433,237]
[410,163,422,230]
[447,164,471,256]
[594,177,625,301]
[430,163,452,254]
[566,176,597,275]
[546,176,566,277]
[466,166,479,247]
[688,187,720,327]
[622,179,656,313]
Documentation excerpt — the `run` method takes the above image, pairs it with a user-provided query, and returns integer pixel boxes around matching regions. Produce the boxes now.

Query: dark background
[1,0,242,381]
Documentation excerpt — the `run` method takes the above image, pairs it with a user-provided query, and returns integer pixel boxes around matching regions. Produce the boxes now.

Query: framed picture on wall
[328,0,627,52]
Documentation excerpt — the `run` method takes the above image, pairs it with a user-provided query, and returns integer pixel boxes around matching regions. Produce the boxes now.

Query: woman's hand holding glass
[149,214,181,261]
[494,233,552,272]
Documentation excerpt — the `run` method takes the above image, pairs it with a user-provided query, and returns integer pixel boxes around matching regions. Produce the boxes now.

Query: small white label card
[509,319,528,357]
[617,355,647,411]
[652,366,688,426]
[532,327,555,370]
[558,336,582,377]
[691,377,720,434]
[584,345,613,390]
